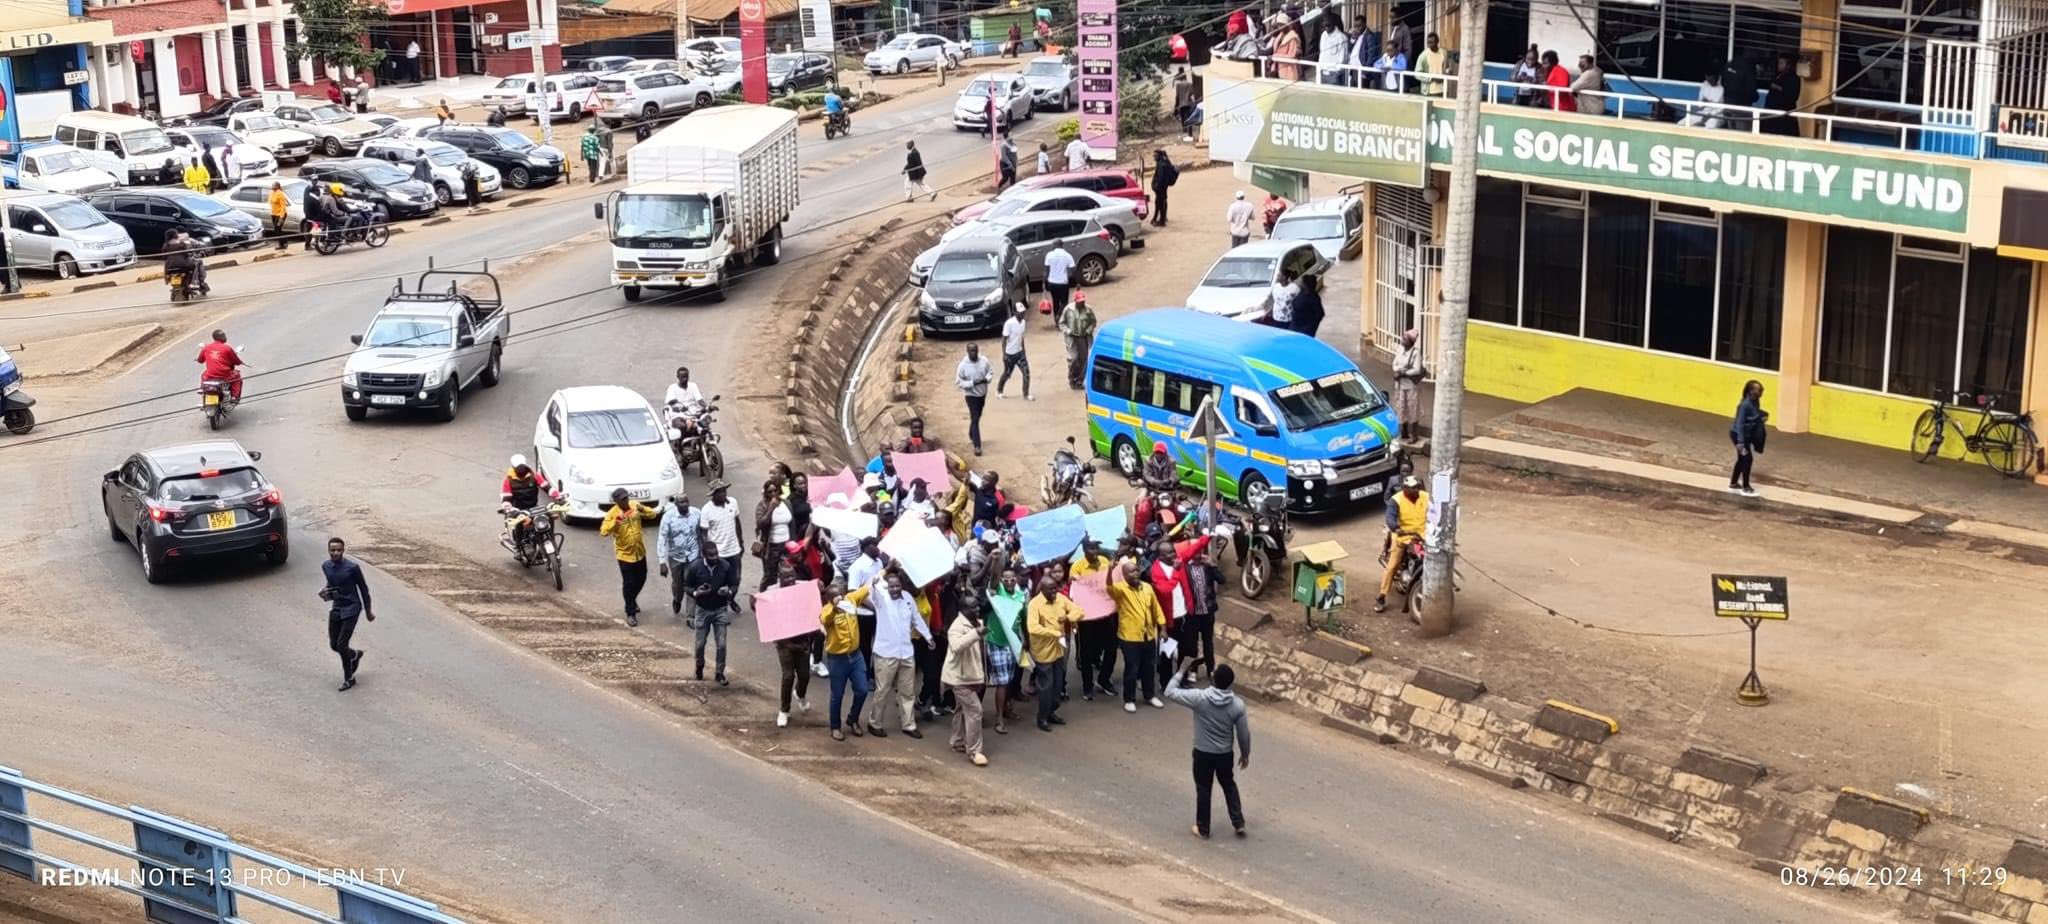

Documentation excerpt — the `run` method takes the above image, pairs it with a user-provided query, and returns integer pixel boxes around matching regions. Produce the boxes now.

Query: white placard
[878,521,954,587]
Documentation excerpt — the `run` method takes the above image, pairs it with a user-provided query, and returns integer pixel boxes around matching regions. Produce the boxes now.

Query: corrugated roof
[598,0,873,22]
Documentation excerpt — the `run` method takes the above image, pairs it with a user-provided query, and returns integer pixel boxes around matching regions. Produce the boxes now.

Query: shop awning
[600,0,874,22]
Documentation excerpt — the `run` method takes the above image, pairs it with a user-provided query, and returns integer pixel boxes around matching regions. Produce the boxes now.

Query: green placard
[1250,164,1309,202]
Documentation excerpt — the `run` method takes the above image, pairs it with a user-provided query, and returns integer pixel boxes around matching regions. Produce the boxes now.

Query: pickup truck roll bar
[388,258,503,313]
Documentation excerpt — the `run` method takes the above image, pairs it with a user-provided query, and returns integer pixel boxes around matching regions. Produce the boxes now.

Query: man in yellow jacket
[599,488,661,626]
[182,158,211,194]
[821,581,872,741]
[1106,562,1168,712]
[1069,541,1119,700]
[1026,575,1083,732]
[1376,476,1430,613]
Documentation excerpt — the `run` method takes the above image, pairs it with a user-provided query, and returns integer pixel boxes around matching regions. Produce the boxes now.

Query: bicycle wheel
[1979,420,2039,477]
[365,225,391,248]
[1910,409,1944,462]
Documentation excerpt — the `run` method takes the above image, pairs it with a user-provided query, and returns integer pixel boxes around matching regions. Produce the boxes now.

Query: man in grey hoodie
[1165,664,1251,838]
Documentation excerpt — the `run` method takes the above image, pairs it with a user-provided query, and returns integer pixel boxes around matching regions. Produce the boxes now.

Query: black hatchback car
[102,439,288,583]
[300,158,440,219]
[419,125,565,189]
[83,189,265,256]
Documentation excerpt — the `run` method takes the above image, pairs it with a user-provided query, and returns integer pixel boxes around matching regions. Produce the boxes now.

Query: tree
[285,0,388,75]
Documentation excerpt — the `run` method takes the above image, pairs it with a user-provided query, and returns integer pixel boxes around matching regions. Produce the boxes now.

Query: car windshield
[122,129,174,156]
[427,147,466,166]
[489,129,536,151]
[493,77,528,90]
[930,254,1000,285]
[612,193,713,240]
[768,55,798,73]
[240,114,288,132]
[38,150,91,172]
[1274,216,1348,240]
[176,194,234,218]
[883,36,917,49]
[1025,60,1067,77]
[567,408,662,448]
[1201,256,1277,288]
[45,199,110,230]
[364,315,454,348]
[964,78,1010,97]
[310,105,353,123]
[1269,372,1383,431]
[159,468,262,502]
[356,162,411,184]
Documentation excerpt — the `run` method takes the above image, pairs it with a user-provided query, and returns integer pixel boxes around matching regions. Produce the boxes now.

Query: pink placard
[1069,570,1115,620]
[808,466,862,510]
[754,579,823,643]
[893,449,951,493]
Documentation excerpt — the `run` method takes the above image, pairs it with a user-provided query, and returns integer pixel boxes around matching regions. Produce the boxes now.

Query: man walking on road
[997,133,1018,190]
[903,140,936,202]
[996,303,1033,401]
[1026,574,1083,731]
[1058,290,1096,389]
[699,479,745,594]
[581,125,603,185]
[1226,191,1254,246]
[405,39,422,83]
[1064,135,1091,172]
[1165,663,1250,839]
[601,488,660,626]
[1042,240,1074,323]
[957,343,993,455]
[319,537,374,692]
[656,491,703,618]
[860,570,932,738]
[685,554,735,684]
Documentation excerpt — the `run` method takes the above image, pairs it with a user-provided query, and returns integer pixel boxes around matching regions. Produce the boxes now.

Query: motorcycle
[0,345,35,435]
[501,499,570,590]
[666,396,725,479]
[824,109,851,140]
[1235,491,1291,599]
[166,266,206,303]
[1038,436,1095,509]
[1379,533,1427,620]
[199,379,238,429]
[312,202,392,255]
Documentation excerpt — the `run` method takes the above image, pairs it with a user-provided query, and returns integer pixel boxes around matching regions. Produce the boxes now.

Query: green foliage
[285,0,387,74]
[1117,78,1161,139]
[1055,118,1080,143]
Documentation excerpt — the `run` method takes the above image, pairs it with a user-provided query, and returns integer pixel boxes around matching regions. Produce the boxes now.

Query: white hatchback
[531,386,681,519]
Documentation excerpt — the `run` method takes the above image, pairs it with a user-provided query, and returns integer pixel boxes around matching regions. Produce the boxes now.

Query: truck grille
[638,258,694,271]
[359,372,422,390]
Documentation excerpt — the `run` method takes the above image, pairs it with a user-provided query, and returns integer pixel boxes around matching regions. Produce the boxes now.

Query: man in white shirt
[1225,191,1254,247]
[1317,20,1350,84]
[696,479,744,593]
[864,569,932,737]
[405,39,421,83]
[956,343,994,455]
[995,303,1032,401]
[664,365,705,408]
[1042,241,1075,324]
[1064,136,1090,172]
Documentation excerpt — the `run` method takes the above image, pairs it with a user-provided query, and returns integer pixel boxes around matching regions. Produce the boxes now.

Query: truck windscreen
[613,194,713,248]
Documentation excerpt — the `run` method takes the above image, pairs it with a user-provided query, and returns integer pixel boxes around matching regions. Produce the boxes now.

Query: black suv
[419,126,564,189]
[169,95,266,128]
[83,189,265,256]
[101,439,288,583]
[300,158,440,219]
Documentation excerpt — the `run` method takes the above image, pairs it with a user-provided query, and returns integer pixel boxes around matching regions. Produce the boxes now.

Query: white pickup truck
[0,144,119,195]
[341,268,508,423]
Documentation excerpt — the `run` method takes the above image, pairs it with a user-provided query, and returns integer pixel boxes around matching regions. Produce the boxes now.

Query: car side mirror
[247,450,262,461]
[1255,425,1278,438]
[103,469,119,482]
[30,224,49,235]
[539,434,560,450]
[349,333,363,345]
[458,334,476,348]
[593,202,606,220]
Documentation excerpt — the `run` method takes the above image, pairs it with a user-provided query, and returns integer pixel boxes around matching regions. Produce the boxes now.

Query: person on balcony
[1541,50,1576,112]
[1570,53,1606,115]
[1681,72,1727,129]
[1764,53,1803,136]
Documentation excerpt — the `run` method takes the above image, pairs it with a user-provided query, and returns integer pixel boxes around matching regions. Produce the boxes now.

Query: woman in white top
[1681,72,1727,129]
[754,479,792,591]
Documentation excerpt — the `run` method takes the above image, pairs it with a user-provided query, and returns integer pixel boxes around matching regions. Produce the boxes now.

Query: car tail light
[1097,230,1111,241]
[147,504,175,523]
[260,487,283,506]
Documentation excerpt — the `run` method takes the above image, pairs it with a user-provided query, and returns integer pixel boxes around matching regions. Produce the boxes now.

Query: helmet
[328,182,345,196]
[509,453,527,469]
[1402,475,1422,490]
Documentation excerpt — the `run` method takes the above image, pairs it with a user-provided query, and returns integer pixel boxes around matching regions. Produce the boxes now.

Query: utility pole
[525,0,554,147]
[1416,0,1485,638]
[675,0,691,55]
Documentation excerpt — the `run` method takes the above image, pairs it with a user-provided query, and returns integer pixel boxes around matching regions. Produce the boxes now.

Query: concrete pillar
[1773,218,1825,433]
[246,22,266,88]
[2025,265,2048,486]
[1799,0,1836,110]
[201,32,224,97]
[221,29,242,93]
[119,46,140,108]
[272,13,292,88]
[1359,182,1379,361]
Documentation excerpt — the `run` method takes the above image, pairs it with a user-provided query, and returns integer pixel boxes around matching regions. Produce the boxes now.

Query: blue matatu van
[1084,308,1401,511]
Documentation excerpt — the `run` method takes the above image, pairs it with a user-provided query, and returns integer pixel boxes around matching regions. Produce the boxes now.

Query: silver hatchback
[913,212,1117,288]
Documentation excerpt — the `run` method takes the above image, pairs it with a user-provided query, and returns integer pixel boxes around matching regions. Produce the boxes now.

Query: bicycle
[1910,388,2040,478]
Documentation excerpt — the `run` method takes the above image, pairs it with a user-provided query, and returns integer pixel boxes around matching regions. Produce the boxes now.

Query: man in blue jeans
[820,581,872,742]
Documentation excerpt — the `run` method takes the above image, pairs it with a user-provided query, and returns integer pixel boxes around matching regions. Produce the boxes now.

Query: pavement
[0,75,1885,924]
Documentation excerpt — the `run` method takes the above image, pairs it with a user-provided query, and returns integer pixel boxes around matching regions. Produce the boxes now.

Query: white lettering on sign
[1266,110,1425,164]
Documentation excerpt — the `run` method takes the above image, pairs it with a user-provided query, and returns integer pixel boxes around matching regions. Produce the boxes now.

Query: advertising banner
[798,0,835,53]
[1207,78,1431,188]
[740,0,769,104]
[1075,0,1117,159]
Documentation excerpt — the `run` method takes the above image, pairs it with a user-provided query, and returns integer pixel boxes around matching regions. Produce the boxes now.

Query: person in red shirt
[1542,50,1576,112]
[1149,533,1214,689]
[195,329,244,400]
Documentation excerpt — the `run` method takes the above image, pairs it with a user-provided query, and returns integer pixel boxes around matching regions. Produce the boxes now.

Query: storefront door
[1373,215,1434,365]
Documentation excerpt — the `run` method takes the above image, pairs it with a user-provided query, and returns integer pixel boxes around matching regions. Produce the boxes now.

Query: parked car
[267,100,384,156]
[223,112,318,164]
[593,70,715,128]
[865,33,964,75]
[480,72,601,121]
[963,187,1145,252]
[165,126,278,180]
[101,439,288,583]
[171,95,270,128]
[952,168,1149,224]
[1,144,119,195]
[360,137,502,205]
[577,54,637,73]
[372,116,445,138]
[299,158,440,219]
[680,36,742,68]
[1185,239,1330,321]
[216,176,311,230]
[1270,193,1365,261]
[767,53,835,95]
[3,191,138,279]
[614,59,686,76]
[1021,55,1078,110]
[913,213,1116,288]
[690,60,744,96]
[915,236,1030,336]
[84,188,265,256]
[530,386,682,520]
[419,125,565,189]
[53,111,181,186]
[952,73,1034,132]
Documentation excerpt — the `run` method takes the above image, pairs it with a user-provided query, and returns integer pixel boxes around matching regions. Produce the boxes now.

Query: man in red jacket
[195,329,244,400]
[1149,533,1213,688]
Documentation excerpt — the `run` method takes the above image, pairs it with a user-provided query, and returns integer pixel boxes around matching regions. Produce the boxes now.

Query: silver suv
[594,70,715,127]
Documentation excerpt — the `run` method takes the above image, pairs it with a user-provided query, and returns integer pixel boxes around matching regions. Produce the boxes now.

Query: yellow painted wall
[1468,322,1780,417]
[1806,384,1997,462]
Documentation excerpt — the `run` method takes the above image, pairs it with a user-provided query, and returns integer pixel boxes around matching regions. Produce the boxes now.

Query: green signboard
[1423,106,1971,234]
[1249,164,1309,201]
[1208,79,1431,188]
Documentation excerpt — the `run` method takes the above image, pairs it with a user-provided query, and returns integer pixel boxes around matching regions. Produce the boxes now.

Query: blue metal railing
[0,764,464,924]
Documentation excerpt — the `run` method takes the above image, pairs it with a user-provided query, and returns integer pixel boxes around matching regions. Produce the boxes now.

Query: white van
[480,73,601,120]
[2,191,139,279]
[52,112,181,187]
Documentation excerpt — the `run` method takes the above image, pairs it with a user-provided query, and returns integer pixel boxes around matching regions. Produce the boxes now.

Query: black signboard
[1711,574,1788,620]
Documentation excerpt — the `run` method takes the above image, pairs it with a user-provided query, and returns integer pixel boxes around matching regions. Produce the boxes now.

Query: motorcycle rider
[500,454,557,553]
[1133,443,1181,540]
[162,230,209,296]
[195,329,243,402]
[822,85,848,134]
[1375,476,1431,613]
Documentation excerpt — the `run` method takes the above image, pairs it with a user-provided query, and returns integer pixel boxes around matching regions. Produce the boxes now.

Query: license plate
[945,314,972,324]
[627,488,652,500]
[203,393,221,406]
[370,394,405,406]
[1350,483,1383,500]
[205,511,236,530]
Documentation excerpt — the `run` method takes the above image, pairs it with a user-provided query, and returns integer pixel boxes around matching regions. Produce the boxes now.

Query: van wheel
[1076,254,1108,286]
[434,181,452,205]
[1239,472,1272,509]
[1112,436,1140,479]
[55,253,78,280]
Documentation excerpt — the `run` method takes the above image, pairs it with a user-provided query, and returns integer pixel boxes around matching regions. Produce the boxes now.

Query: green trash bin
[1290,540,1348,628]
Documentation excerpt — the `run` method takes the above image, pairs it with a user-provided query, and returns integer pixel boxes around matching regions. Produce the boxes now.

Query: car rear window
[159,468,262,502]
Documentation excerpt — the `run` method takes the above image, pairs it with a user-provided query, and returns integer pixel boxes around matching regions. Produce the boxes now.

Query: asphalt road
[0,90,1870,922]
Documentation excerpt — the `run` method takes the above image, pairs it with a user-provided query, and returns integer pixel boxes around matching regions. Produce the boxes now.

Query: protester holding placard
[1107,562,1169,712]
[1026,575,1083,732]
[1069,543,1119,699]
[761,564,818,728]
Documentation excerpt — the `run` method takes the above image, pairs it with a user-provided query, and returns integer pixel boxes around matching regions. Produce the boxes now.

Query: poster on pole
[1711,575,1789,620]
[739,0,770,104]
[1075,0,1118,159]
[798,0,836,52]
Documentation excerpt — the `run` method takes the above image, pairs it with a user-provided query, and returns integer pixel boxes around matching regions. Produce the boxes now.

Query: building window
[1521,194,1585,335]
[1960,249,2032,409]
[1648,215,1718,358]
[1591,0,1800,85]
[1834,2,1981,107]
[1887,247,1965,402]
[1486,0,1531,68]
[1819,228,1893,391]
[1818,228,2032,403]
[1472,179,1521,324]
[1717,215,1787,370]
[1583,195,1649,346]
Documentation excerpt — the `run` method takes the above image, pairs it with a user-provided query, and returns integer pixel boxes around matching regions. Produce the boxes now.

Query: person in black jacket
[301,182,326,251]
[1729,380,1769,496]
[1763,53,1803,136]
[902,140,935,201]
[319,537,376,691]
[1150,149,1179,227]
[1288,271,1326,337]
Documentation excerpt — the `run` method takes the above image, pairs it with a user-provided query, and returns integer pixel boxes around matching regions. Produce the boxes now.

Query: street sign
[1183,394,1233,442]
[507,28,556,49]
[1711,574,1788,620]
[62,70,88,86]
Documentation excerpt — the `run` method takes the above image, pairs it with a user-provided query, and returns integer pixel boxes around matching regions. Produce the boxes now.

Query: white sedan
[216,176,312,228]
[531,386,682,519]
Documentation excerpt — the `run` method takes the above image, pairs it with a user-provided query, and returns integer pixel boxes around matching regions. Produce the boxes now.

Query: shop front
[0,2,114,144]
[381,0,561,82]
